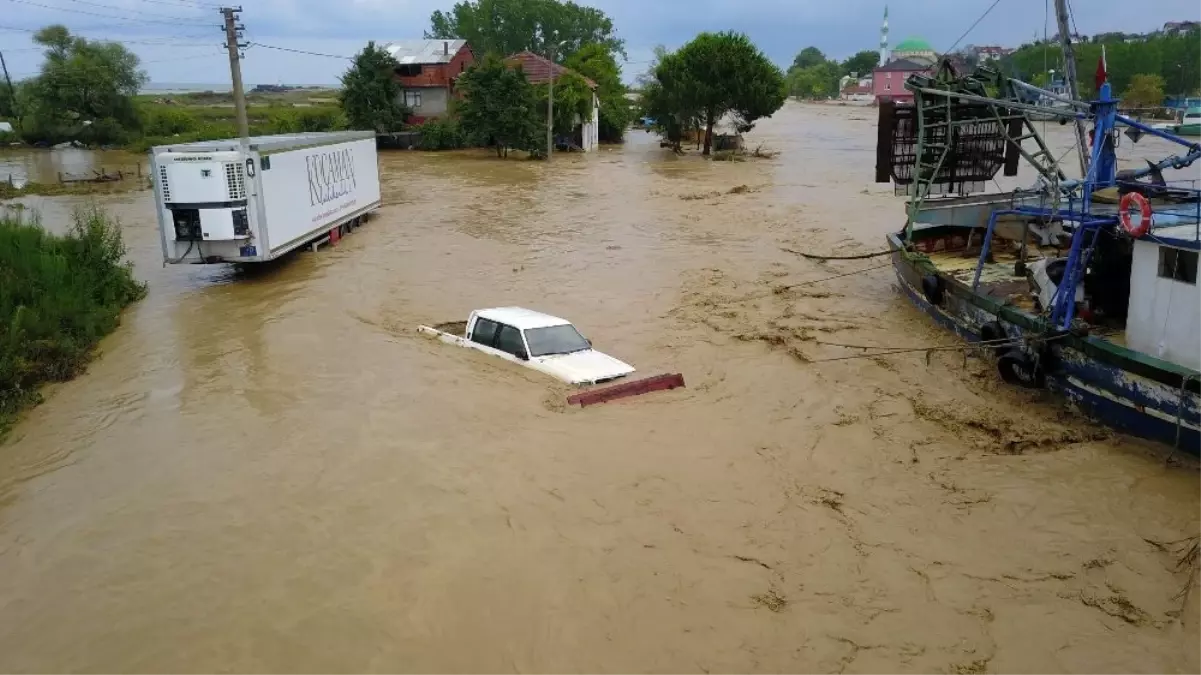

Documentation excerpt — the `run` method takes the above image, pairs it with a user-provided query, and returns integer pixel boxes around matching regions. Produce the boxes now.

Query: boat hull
[888,234,1200,454]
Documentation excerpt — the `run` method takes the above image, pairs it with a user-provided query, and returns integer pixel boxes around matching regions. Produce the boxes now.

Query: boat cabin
[1127,225,1200,370]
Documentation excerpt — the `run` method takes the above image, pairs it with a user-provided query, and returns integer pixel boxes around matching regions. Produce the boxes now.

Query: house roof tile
[506,51,597,88]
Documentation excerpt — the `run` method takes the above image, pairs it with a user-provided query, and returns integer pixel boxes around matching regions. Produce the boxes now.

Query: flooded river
[1,103,1198,673]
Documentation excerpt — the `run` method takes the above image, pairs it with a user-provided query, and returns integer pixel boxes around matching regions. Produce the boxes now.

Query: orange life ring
[1119,192,1152,237]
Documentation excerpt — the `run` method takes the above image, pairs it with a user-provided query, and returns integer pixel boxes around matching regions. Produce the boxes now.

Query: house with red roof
[506,51,600,152]
[382,39,475,124]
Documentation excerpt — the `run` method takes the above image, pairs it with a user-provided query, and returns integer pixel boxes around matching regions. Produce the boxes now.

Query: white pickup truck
[418,307,635,385]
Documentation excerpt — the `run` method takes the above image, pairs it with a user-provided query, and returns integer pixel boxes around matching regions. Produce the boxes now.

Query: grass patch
[0,207,146,436]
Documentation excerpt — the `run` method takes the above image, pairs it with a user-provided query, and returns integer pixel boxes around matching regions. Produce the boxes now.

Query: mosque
[870,6,939,103]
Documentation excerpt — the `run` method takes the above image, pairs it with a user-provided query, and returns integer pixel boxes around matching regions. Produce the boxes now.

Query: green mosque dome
[894,36,934,52]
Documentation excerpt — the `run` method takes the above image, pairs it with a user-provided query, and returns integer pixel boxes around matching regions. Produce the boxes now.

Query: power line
[946,0,1003,54]
[247,41,352,60]
[4,0,215,27]
[0,22,216,39]
[130,0,225,8]
[59,0,207,22]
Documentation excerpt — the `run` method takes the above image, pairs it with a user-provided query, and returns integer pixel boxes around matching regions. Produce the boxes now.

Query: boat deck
[927,247,1043,311]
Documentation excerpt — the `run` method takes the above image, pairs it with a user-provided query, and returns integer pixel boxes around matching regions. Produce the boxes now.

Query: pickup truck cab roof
[474,307,571,330]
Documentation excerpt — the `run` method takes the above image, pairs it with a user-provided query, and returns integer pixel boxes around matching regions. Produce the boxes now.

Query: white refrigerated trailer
[150,131,381,264]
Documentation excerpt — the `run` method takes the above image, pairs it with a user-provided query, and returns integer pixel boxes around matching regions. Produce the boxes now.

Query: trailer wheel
[998,348,1045,388]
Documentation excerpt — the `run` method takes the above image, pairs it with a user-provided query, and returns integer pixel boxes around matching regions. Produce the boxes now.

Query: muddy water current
[1,103,1198,673]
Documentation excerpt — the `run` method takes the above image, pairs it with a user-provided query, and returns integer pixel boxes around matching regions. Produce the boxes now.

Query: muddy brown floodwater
[1,103,1199,673]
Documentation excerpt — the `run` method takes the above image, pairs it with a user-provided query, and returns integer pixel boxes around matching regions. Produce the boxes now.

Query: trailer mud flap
[567,373,686,407]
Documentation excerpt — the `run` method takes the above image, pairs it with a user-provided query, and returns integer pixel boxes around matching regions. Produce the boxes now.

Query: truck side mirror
[515,349,529,361]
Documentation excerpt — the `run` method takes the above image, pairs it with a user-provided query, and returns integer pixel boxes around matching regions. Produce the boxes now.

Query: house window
[404,90,422,108]
[397,64,422,77]
[1158,247,1198,284]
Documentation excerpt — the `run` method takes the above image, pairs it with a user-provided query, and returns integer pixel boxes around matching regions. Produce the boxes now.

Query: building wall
[1126,240,1200,370]
[400,87,450,119]
[872,68,923,102]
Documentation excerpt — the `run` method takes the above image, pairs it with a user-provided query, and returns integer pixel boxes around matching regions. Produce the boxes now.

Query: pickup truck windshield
[525,325,590,357]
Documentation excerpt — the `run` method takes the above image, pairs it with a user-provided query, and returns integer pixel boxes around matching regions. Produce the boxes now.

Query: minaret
[879,5,889,66]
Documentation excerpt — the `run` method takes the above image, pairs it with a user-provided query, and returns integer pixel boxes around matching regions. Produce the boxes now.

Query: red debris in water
[567,373,686,407]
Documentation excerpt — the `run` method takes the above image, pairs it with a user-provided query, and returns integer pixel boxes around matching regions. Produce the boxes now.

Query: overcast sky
[2,0,1198,86]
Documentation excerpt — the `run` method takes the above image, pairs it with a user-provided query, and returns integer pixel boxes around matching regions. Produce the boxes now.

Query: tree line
[998,27,1200,103]
[785,47,880,100]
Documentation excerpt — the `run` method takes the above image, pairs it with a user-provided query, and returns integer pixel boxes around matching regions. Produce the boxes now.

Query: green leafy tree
[788,61,841,99]
[841,50,880,77]
[1124,73,1166,108]
[791,46,828,71]
[340,42,407,133]
[657,32,786,155]
[426,0,624,61]
[20,25,146,143]
[534,71,593,138]
[564,42,630,141]
[639,47,701,151]
[457,55,542,157]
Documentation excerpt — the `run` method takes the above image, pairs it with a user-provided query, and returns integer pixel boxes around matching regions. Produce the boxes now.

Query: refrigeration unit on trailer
[150,131,382,264]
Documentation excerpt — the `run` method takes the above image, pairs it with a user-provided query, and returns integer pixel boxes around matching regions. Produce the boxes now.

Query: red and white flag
[1095,45,1108,91]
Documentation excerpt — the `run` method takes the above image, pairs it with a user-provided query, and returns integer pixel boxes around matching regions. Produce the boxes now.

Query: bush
[267,107,347,133]
[0,207,146,435]
[417,117,466,150]
[140,106,199,136]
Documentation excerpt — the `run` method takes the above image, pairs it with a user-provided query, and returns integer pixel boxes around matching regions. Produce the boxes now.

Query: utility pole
[0,50,19,125]
[220,6,250,145]
[1053,0,1089,176]
[545,43,555,160]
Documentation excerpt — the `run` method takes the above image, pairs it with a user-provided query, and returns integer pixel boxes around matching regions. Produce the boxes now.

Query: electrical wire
[4,0,214,26]
[247,42,352,60]
[946,0,1003,54]
[60,0,207,21]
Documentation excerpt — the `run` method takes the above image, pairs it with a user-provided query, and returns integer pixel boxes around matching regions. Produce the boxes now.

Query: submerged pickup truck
[418,307,636,385]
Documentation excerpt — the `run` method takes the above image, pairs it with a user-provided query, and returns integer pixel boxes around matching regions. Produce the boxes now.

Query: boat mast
[1053,0,1090,176]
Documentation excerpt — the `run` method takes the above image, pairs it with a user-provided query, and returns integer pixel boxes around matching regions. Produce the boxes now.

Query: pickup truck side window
[471,318,500,346]
[494,324,526,356]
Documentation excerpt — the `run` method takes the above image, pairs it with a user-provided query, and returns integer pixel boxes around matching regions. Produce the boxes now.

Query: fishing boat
[1174,106,1201,137]
[875,20,1201,454]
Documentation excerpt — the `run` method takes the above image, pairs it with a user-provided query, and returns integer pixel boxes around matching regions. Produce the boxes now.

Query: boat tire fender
[921,274,945,306]
[998,348,1045,389]
[1119,192,1153,237]
[979,321,1008,353]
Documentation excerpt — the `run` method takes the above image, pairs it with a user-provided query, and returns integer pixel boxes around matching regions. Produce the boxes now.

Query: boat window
[525,325,590,357]
[471,318,500,346]
[1159,247,1198,284]
[495,324,526,356]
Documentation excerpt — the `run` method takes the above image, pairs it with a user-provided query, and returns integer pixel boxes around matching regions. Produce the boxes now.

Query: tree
[1124,73,1166,108]
[20,25,146,143]
[639,47,701,151]
[791,46,827,71]
[457,55,541,157]
[664,32,786,155]
[787,62,840,99]
[841,50,880,77]
[564,42,631,141]
[340,42,407,133]
[534,71,593,138]
[426,0,623,61]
